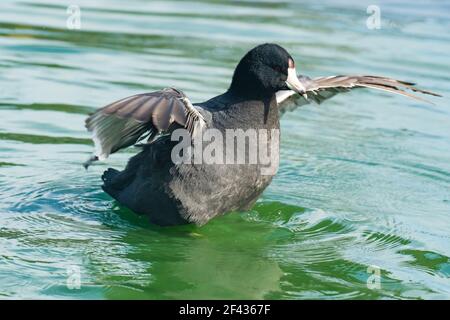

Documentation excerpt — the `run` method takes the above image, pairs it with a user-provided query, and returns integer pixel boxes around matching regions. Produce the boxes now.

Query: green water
[1,0,449,299]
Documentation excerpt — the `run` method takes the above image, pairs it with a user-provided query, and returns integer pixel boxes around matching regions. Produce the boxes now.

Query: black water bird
[85,43,440,226]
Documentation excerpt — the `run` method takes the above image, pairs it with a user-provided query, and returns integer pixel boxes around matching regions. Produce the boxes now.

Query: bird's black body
[87,43,440,226]
[103,90,280,226]
[99,44,293,225]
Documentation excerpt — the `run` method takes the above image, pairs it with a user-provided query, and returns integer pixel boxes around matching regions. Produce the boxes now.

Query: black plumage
[85,43,440,226]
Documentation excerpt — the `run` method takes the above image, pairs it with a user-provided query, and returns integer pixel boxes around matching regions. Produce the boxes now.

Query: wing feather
[84,87,205,168]
[277,75,441,115]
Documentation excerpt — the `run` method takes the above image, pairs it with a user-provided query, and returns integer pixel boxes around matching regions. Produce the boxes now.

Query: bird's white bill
[286,67,306,95]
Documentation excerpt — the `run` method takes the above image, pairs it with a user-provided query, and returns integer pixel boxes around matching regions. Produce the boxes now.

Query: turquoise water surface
[0,0,449,299]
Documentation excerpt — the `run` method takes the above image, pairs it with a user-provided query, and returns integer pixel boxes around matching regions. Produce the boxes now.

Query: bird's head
[229,43,306,98]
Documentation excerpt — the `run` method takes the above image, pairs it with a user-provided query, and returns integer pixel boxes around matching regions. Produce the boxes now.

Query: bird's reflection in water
[99,207,285,299]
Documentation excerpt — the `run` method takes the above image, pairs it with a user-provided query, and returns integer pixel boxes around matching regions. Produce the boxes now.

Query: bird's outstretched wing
[277,75,441,115]
[84,87,205,168]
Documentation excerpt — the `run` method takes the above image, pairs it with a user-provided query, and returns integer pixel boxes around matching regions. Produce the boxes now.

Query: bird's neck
[227,80,274,101]
[219,91,280,129]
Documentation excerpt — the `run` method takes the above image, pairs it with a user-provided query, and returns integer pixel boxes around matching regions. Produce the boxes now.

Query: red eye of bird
[273,65,285,74]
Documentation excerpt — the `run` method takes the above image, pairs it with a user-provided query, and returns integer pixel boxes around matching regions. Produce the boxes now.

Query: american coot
[85,43,440,226]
